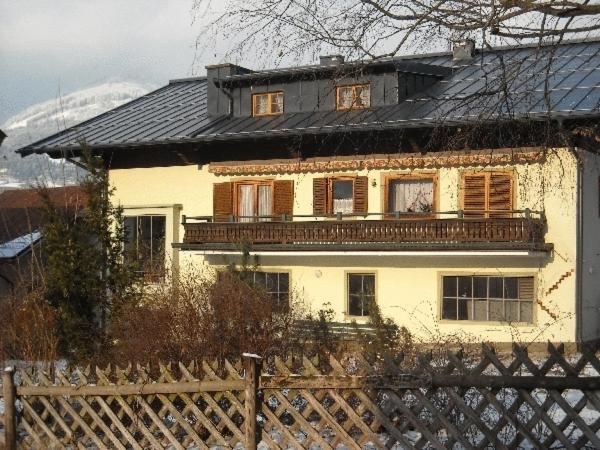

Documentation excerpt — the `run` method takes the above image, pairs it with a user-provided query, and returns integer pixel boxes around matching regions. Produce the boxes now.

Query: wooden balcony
[180,212,549,252]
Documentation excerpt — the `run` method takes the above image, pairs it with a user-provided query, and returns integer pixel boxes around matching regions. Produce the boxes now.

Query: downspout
[575,148,584,345]
[213,80,234,117]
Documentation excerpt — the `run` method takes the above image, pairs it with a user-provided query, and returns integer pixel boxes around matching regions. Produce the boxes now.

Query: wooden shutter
[213,182,233,222]
[353,176,369,215]
[273,180,294,219]
[489,173,513,218]
[462,174,486,217]
[313,178,327,215]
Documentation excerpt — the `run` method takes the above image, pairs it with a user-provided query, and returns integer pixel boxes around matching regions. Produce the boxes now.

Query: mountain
[0,81,155,188]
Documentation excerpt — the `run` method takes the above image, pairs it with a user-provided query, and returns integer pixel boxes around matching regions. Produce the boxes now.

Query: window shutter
[273,180,294,219]
[213,182,233,222]
[313,178,327,215]
[489,173,513,217]
[353,176,369,215]
[462,174,486,217]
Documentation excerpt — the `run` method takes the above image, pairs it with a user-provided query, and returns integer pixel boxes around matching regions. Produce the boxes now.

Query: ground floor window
[250,271,290,310]
[123,215,166,280]
[347,273,376,316]
[442,275,534,323]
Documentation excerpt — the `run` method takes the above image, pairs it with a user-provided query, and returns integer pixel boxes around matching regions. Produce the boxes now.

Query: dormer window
[253,92,284,116]
[336,84,370,110]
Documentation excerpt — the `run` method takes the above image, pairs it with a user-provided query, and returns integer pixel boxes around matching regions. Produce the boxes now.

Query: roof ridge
[169,76,208,84]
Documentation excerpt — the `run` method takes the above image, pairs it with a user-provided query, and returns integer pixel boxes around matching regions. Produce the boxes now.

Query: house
[0,186,86,296]
[17,39,600,345]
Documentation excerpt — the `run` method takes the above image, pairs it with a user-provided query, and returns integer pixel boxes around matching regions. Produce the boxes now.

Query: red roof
[0,186,87,243]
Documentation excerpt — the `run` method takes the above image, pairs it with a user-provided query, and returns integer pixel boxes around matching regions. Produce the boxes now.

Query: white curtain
[258,185,273,221]
[255,95,268,115]
[238,185,254,222]
[389,179,433,214]
[333,198,354,214]
[339,88,353,108]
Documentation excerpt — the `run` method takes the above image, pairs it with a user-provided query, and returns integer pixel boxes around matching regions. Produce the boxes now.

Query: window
[251,272,290,311]
[387,176,435,216]
[462,172,513,218]
[212,180,294,222]
[441,275,534,323]
[312,176,368,216]
[252,92,284,116]
[235,181,273,222]
[337,84,370,110]
[124,215,166,279]
[348,273,376,316]
[331,179,354,214]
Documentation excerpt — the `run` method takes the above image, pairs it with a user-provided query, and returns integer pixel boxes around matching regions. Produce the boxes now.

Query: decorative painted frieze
[208,147,546,175]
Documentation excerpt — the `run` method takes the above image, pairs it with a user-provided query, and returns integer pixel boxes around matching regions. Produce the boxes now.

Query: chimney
[205,63,252,117]
[452,39,475,62]
[319,55,345,66]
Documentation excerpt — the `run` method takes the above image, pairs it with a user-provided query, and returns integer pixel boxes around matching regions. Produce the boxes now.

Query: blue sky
[0,0,222,124]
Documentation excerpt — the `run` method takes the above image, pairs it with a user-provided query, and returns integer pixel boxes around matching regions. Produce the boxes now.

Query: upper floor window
[252,92,284,116]
[462,171,513,218]
[337,84,370,110]
[313,176,368,216]
[386,175,435,216]
[124,215,166,280]
[235,181,273,222]
[213,180,294,222]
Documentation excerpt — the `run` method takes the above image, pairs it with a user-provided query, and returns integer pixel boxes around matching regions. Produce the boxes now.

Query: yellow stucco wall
[109,148,579,344]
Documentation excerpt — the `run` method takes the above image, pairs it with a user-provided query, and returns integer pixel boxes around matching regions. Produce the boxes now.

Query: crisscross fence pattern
[3,343,600,449]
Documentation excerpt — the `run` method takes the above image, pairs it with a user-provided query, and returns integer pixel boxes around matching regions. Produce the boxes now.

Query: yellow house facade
[20,39,600,345]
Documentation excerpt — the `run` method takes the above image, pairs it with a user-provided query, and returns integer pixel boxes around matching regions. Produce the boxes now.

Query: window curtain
[389,179,433,213]
[340,88,353,108]
[255,95,268,115]
[258,185,273,221]
[238,185,254,222]
[333,198,353,214]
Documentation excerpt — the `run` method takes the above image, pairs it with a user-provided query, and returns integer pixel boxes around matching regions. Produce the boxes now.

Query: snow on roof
[0,231,42,260]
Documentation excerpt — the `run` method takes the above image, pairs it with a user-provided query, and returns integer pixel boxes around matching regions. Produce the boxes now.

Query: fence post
[3,367,17,450]
[243,353,262,450]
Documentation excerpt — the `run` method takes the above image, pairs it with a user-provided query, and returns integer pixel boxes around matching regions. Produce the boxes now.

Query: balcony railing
[180,210,548,251]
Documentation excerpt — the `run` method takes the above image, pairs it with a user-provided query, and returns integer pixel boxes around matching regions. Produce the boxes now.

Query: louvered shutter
[213,182,233,222]
[462,174,486,217]
[489,173,513,218]
[313,178,327,215]
[273,180,294,219]
[353,176,369,215]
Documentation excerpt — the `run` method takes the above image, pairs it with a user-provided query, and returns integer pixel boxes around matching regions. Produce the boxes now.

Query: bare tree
[195,0,600,63]
[193,1,600,153]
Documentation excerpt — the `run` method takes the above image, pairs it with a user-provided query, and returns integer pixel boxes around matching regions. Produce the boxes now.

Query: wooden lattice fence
[2,343,600,449]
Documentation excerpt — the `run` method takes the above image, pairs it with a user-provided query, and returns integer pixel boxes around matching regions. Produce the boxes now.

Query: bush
[0,289,59,365]
[107,266,305,366]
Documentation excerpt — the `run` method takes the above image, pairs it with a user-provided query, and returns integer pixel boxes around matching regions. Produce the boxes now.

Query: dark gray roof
[19,39,600,155]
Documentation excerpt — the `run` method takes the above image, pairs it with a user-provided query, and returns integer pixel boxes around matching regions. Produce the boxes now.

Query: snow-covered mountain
[1,81,155,187]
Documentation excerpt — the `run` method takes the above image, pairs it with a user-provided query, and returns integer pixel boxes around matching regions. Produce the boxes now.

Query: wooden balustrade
[182,217,546,248]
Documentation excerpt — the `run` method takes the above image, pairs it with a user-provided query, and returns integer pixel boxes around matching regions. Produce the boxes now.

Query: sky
[0,0,232,124]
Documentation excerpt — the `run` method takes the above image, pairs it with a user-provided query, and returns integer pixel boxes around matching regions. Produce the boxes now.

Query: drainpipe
[213,80,234,117]
[575,149,584,345]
